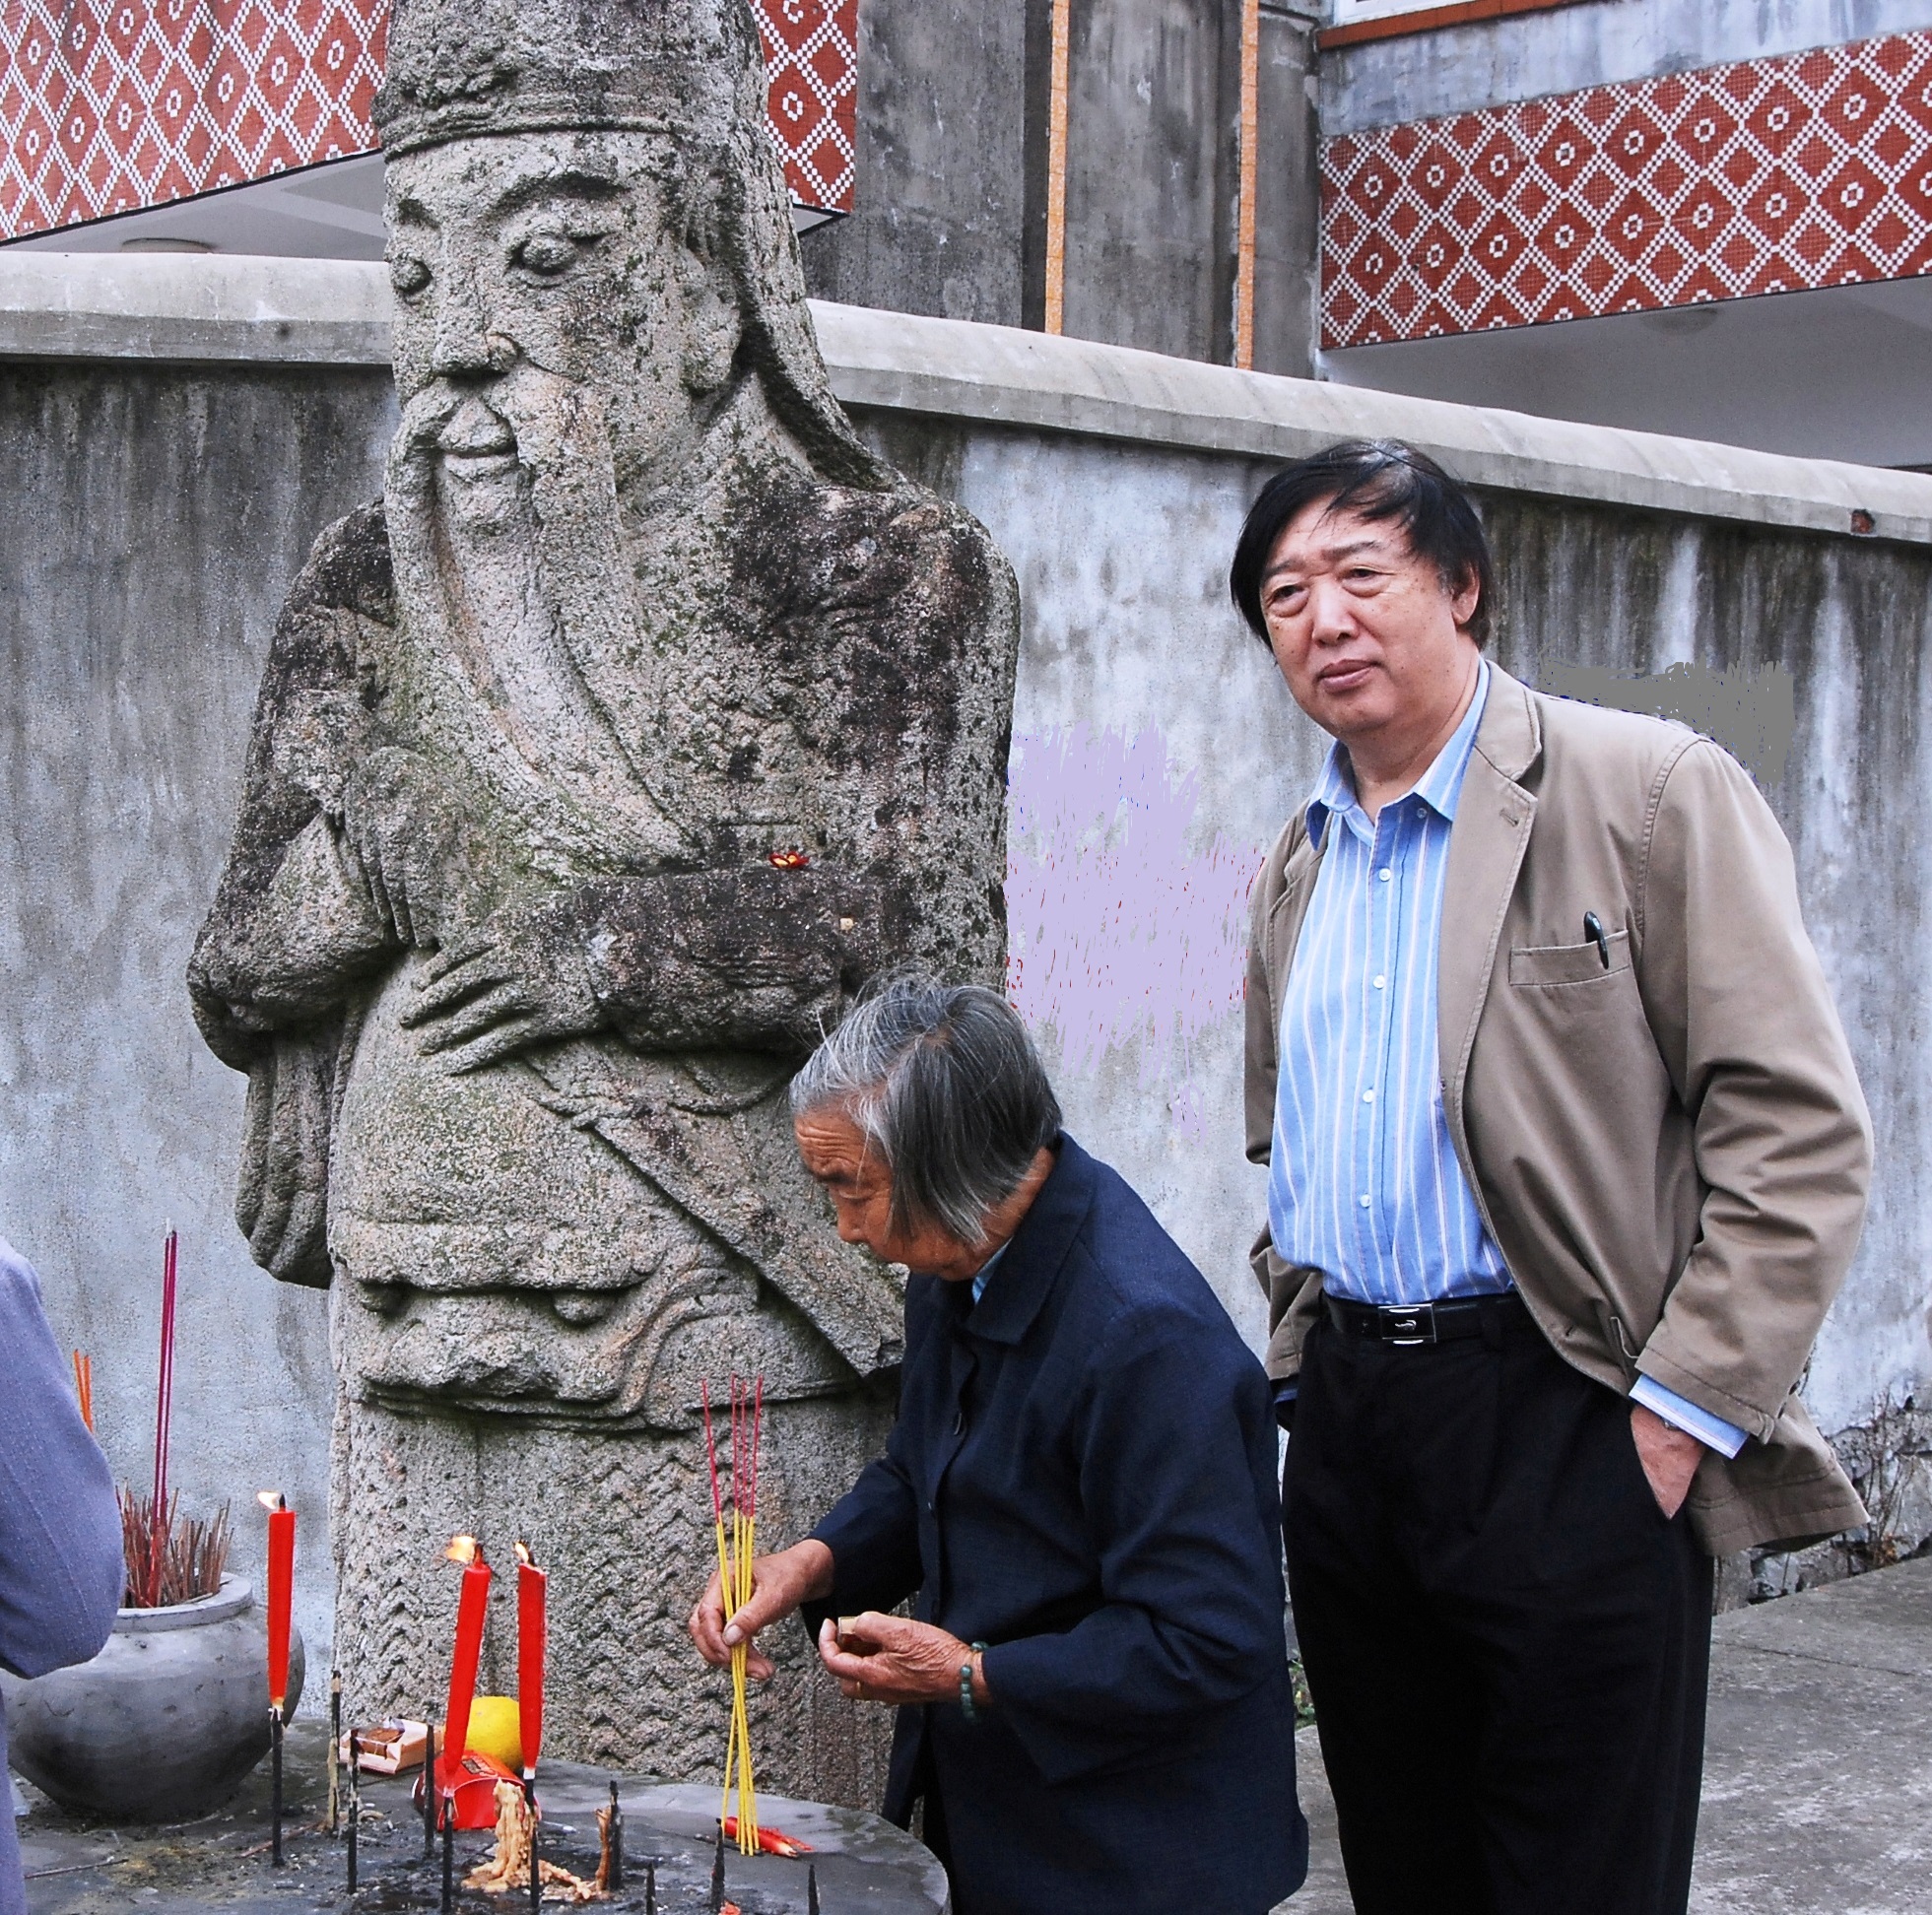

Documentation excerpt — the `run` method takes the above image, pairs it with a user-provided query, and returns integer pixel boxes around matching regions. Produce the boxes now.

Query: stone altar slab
[17,1721,949,1915]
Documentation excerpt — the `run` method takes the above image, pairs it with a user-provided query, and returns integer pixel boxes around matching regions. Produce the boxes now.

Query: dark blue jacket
[811,1138,1306,1914]
[0,1239,124,1915]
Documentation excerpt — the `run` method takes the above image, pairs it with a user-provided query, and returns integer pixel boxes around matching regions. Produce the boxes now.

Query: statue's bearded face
[383,131,743,495]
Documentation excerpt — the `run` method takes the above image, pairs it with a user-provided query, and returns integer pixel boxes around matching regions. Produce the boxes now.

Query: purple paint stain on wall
[1006,725,1269,1140]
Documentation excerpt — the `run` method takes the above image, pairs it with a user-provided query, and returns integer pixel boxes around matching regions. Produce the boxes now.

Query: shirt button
[1359,1194,1371,1208]
[1372,974,1386,989]
[1363,1090,1375,1103]
[1377,868,1392,882]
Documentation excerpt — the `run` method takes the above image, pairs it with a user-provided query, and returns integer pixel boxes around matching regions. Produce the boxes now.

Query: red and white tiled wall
[0,0,855,242]
[1321,32,1932,348]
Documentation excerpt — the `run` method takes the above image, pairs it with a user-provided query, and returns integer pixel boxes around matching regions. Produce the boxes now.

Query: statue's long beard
[385,367,690,873]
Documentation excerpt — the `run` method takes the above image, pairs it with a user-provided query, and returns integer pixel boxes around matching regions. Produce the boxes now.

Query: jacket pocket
[1509,931,1632,987]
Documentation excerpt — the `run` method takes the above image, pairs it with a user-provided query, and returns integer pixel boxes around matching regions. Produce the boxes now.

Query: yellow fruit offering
[462,1696,524,1771]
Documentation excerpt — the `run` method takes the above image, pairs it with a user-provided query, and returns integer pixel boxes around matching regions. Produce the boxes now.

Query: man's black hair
[1228,438,1495,648]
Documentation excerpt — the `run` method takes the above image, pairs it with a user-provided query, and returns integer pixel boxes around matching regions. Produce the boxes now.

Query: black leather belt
[1322,1289,1525,1347]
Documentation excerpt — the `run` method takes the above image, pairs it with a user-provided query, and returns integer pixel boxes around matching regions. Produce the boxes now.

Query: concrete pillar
[1251,0,1321,376]
[798,2,1040,326]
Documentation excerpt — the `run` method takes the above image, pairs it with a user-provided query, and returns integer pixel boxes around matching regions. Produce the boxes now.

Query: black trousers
[1283,1303,1713,1915]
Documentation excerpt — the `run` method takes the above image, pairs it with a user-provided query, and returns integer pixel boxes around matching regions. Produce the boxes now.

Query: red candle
[515,1542,546,1779]
[258,1492,295,1712]
[440,1537,492,1794]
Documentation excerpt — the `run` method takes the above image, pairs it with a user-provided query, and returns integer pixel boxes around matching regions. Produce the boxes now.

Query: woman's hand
[817,1613,988,1709]
[687,1539,834,1683]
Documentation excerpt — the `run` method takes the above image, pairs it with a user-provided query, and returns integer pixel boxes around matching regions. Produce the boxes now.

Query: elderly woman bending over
[689,975,1306,1915]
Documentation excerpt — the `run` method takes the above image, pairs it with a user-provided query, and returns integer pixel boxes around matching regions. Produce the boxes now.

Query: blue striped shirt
[1268,665,1509,1306]
[1264,664,1746,1457]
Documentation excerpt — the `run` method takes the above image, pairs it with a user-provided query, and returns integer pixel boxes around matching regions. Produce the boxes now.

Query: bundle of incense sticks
[703,1375,764,1856]
[146,1228,179,1609]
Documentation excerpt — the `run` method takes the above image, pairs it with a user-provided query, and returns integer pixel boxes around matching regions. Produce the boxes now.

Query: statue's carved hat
[375,0,889,489]
[376,0,754,155]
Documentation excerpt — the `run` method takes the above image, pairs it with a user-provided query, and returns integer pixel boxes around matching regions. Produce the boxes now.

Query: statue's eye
[514,231,581,278]
[390,253,432,297]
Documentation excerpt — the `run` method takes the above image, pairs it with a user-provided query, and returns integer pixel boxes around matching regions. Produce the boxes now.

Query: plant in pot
[1,1232,304,1821]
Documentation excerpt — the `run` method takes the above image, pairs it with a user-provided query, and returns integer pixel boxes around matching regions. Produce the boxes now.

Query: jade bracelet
[959,1642,989,1722]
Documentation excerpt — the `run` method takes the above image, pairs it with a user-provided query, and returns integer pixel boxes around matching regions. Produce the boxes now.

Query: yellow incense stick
[714,1508,760,1853]
[707,1377,763,1856]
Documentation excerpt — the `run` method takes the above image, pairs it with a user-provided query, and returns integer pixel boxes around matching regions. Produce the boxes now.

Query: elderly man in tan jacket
[1234,439,1870,1915]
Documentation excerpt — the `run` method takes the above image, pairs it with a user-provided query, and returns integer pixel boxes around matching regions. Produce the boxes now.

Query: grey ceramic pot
[1,1575,304,1821]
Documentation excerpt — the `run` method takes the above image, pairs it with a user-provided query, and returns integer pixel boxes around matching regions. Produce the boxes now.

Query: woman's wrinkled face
[793,1107,982,1282]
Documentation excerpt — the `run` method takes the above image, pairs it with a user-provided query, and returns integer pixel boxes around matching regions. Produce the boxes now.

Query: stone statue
[188,0,1018,1803]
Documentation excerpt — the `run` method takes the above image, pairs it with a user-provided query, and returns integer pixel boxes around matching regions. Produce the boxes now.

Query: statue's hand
[401,893,603,1073]
[339,749,466,950]
[587,867,886,1054]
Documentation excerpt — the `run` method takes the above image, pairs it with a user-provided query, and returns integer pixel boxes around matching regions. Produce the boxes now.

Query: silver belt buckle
[1378,1301,1437,1346]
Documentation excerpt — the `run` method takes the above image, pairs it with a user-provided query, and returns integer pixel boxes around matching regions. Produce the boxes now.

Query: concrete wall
[1321,0,1932,135]
[798,2,1039,328]
[0,358,395,1662]
[797,0,1320,372]
[5,256,1932,1664]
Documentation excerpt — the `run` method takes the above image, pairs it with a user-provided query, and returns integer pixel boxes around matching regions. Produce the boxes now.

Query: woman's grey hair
[790,972,1062,1244]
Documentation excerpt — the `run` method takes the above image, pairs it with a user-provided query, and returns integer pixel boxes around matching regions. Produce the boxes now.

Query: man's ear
[1450,565,1483,635]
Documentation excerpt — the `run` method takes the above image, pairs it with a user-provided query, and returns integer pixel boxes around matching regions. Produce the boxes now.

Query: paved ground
[1282,1555,1932,1913]
[16,1558,1931,1911]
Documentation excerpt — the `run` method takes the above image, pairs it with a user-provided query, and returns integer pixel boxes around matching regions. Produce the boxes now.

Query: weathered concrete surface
[1281,1558,1932,1913]
[1699,1560,1932,1912]
[0,358,394,1669]
[797,0,1036,329]
[1061,0,1241,363]
[0,251,391,363]
[1321,0,1932,136]
[1058,0,1319,370]
[818,300,1932,544]
[1252,1,1323,379]
[792,0,1319,371]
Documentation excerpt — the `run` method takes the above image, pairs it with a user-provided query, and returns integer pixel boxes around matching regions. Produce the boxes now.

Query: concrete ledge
[0,251,391,367]
[6,250,1932,545]
[815,301,1932,547]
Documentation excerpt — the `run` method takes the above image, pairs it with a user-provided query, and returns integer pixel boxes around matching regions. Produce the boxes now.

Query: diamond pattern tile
[753,0,855,215]
[1321,32,1932,347]
[0,0,855,240]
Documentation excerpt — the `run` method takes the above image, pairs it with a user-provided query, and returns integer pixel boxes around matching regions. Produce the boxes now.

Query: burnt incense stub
[188,0,1018,1797]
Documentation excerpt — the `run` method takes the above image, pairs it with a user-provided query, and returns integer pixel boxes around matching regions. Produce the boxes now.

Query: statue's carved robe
[190,448,1018,1431]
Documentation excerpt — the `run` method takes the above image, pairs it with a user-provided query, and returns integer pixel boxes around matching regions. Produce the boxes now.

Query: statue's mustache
[435,396,518,464]
[393,364,597,474]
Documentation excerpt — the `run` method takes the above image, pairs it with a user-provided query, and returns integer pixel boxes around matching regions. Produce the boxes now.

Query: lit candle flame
[444,1535,481,1565]
[514,1541,537,1568]
[257,1489,287,1512]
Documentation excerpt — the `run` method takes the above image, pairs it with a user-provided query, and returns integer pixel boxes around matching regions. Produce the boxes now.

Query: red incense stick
[701,1380,726,1532]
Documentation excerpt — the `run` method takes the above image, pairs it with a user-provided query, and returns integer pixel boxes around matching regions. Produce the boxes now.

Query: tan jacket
[1245,665,1872,1557]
